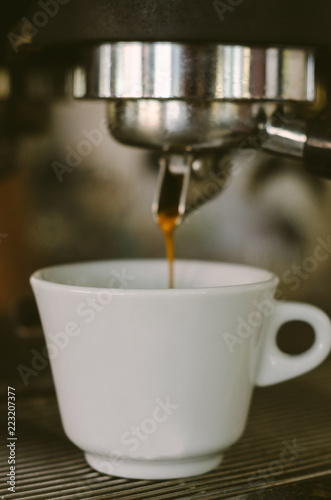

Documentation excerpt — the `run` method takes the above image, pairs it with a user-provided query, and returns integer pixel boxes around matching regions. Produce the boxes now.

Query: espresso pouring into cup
[30,143,331,479]
[18,2,331,483]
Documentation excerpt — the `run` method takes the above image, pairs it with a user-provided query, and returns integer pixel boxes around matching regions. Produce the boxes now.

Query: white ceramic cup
[30,259,331,480]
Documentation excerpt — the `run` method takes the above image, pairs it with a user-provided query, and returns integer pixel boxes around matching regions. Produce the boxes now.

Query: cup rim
[30,259,279,295]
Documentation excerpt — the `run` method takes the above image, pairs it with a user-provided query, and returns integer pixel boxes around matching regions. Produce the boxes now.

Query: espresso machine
[4,0,331,224]
[2,1,331,497]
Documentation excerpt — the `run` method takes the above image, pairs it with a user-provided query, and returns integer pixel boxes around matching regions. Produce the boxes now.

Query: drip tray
[1,358,331,499]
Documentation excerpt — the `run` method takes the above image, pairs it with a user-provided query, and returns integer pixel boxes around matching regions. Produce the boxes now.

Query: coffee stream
[157,212,178,288]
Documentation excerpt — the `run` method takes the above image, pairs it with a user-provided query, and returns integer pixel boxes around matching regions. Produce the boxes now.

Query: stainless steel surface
[72,43,315,101]
[259,111,308,158]
[258,110,331,179]
[71,42,331,186]
[1,355,331,499]
[107,100,267,151]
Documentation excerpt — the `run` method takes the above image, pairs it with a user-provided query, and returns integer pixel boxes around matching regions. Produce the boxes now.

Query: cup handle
[255,301,331,387]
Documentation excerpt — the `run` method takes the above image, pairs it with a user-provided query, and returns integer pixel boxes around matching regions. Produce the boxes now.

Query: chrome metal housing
[107,100,271,151]
[73,42,315,101]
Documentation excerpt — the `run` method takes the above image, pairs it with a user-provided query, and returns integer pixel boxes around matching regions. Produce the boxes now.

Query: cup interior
[31,260,276,291]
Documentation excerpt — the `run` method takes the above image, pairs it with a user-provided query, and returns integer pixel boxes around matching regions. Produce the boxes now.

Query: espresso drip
[157,212,178,288]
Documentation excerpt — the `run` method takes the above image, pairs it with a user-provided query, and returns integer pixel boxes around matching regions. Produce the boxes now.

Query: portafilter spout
[152,151,232,225]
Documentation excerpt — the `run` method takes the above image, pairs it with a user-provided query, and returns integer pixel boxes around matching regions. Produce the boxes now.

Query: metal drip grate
[1,358,331,499]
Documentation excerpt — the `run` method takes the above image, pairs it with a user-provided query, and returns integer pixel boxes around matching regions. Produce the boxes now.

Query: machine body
[3,0,331,222]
